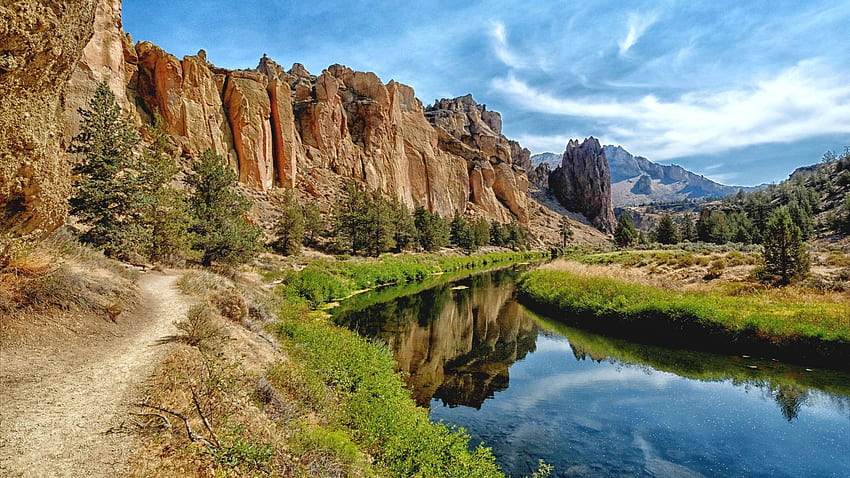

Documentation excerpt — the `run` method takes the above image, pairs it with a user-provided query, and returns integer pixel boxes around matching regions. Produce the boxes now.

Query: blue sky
[123,0,850,186]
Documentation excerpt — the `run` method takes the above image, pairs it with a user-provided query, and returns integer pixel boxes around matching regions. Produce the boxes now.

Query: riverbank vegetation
[517,260,850,369]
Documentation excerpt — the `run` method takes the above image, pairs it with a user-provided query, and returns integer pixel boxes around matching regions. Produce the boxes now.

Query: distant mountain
[531,146,759,207]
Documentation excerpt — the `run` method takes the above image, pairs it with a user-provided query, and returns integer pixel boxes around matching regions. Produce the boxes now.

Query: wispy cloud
[490,21,525,69]
[492,59,850,159]
[618,12,659,56]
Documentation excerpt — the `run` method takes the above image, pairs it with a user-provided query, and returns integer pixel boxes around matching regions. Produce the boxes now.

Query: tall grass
[274,316,503,477]
[517,268,850,368]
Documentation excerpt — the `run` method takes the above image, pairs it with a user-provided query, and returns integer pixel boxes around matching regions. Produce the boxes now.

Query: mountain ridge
[532,146,762,207]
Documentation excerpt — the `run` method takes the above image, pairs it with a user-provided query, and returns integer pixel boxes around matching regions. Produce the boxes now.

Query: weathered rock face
[631,174,652,195]
[549,138,616,233]
[63,0,137,139]
[425,94,529,222]
[0,0,98,256]
[529,162,550,191]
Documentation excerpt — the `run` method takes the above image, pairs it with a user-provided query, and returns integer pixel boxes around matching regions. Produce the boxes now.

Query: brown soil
[0,272,192,477]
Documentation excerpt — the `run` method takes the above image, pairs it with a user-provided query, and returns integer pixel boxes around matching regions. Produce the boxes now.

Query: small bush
[176,303,221,347]
[212,286,248,321]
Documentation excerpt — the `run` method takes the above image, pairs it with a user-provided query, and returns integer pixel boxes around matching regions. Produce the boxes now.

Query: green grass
[276,251,548,307]
[273,314,502,477]
[517,269,850,366]
[263,250,552,477]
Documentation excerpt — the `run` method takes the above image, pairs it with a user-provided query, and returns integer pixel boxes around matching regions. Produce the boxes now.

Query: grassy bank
[517,265,850,369]
[271,251,548,307]
[268,250,551,477]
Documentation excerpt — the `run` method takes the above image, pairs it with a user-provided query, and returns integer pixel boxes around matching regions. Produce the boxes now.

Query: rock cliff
[548,138,616,233]
[2,0,613,251]
[62,6,532,223]
[0,0,98,257]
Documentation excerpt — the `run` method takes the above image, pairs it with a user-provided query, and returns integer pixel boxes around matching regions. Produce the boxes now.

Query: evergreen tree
[489,220,507,247]
[334,181,372,255]
[654,215,680,245]
[273,188,304,256]
[697,210,732,244]
[301,202,323,247]
[679,215,697,242]
[450,211,476,253]
[137,112,189,264]
[761,208,810,285]
[559,216,573,247]
[390,199,417,251]
[414,206,450,251]
[471,218,491,248]
[185,149,262,266]
[69,82,143,258]
[364,195,396,256]
[614,213,638,247]
[505,222,527,251]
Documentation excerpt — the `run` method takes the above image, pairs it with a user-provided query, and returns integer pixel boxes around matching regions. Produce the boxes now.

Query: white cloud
[618,12,659,56]
[490,21,526,69]
[492,59,850,160]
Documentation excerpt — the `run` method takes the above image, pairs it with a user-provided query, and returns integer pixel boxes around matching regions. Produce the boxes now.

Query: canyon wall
[0,0,98,256]
[57,3,532,224]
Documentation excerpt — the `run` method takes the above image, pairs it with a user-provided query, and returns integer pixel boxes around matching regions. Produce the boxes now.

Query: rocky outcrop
[549,138,616,233]
[1,0,98,257]
[529,162,550,191]
[631,174,652,195]
[63,0,137,139]
[425,94,529,222]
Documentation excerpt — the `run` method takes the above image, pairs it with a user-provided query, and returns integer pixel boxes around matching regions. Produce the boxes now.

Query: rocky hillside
[532,145,758,207]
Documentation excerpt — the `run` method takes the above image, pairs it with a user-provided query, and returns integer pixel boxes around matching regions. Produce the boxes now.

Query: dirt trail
[0,272,190,477]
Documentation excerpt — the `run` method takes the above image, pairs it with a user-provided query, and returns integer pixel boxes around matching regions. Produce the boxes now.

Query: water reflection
[335,268,850,476]
[336,268,538,408]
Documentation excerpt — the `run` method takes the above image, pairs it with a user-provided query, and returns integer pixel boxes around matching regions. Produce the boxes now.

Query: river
[334,266,850,477]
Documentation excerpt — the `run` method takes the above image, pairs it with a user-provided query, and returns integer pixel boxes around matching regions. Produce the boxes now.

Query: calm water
[335,267,850,477]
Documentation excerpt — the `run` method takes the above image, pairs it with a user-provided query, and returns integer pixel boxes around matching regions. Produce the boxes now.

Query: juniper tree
[69,81,143,258]
[273,188,304,256]
[185,149,261,267]
[614,213,638,247]
[559,216,573,248]
[137,112,189,264]
[761,208,810,285]
[654,214,680,245]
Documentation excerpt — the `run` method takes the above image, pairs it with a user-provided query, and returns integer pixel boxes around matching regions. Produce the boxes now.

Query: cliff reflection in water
[336,269,538,408]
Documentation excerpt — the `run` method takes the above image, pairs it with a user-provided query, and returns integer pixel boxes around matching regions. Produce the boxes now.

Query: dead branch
[131,412,172,429]
[190,384,220,447]
[135,402,214,447]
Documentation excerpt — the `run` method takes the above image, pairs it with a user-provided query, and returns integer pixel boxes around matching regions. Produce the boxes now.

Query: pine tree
[137,112,189,264]
[390,199,417,251]
[334,181,371,255]
[654,214,680,245]
[450,211,475,253]
[614,213,638,247]
[761,208,810,285]
[489,220,507,247]
[185,149,262,266]
[273,188,304,256]
[301,202,323,247]
[364,195,396,256]
[679,215,697,242]
[69,82,143,258]
[471,218,491,248]
[414,206,450,251]
[505,222,527,251]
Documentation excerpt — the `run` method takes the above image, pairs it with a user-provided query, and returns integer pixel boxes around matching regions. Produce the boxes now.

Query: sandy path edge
[0,272,190,477]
